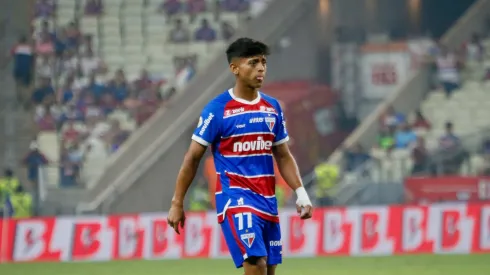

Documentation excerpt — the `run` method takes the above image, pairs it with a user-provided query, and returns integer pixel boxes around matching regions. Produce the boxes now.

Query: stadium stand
[30,0,253,194]
[325,0,490,205]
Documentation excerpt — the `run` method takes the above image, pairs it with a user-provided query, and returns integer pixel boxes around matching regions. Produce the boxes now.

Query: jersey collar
[228,88,261,105]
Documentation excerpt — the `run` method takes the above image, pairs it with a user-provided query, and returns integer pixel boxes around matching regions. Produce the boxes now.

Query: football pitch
[1,254,489,275]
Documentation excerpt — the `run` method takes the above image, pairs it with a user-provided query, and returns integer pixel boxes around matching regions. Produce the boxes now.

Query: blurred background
[0,0,490,273]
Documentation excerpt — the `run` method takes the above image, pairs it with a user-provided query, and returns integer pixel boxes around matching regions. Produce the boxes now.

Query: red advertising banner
[405,176,490,203]
[1,203,490,263]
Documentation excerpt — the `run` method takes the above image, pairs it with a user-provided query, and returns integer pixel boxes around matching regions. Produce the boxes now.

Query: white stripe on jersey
[222,132,275,139]
[229,186,276,198]
[225,171,275,178]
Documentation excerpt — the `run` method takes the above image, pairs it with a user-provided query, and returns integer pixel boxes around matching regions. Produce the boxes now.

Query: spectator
[411,137,428,175]
[109,69,129,102]
[85,0,104,15]
[394,122,417,149]
[80,34,94,55]
[36,107,57,131]
[80,49,102,76]
[195,19,217,42]
[377,127,395,150]
[85,72,106,100]
[35,32,55,57]
[32,77,55,105]
[35,55,53,79]
[57,79,75,104]
[465,33,484,62]
[187,0,206,22]
[54,29,68,57]
[34,20,54,42]
[35,93,61,123]
[159,0,183,20]
[59,102,84,123]
[436,45,460,98]
[169,19,190,43]
[133,69,153,91]
[11,36,34,106]
[62,121,82,145]
[22,141,49,186]
[59,147,80,187]
[379,105,405,128]
[65,22,82,49]
[411,109,431,130]
[221,20,235,40]
[35,0,56,18]
[438,122,460,150]
[123,91,142,115]
[343,144,370,172]
[0,168,20,199]
[99,92,117,115]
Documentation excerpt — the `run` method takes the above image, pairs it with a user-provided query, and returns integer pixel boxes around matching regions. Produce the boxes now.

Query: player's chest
[221,112,278,137]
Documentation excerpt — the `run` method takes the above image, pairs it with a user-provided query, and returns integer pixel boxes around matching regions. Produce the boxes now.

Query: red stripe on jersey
[219,133,275,157]
[227,172,275,197]
[216,175,222,193]
[227,206,280,223]
[226,214,247,255]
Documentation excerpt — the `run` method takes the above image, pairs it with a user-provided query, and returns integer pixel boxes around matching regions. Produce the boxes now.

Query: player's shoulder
[260,92,282,111]
[202,90,234,112]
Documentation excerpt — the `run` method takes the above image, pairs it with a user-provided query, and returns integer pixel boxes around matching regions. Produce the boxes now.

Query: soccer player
[167,37,313,275]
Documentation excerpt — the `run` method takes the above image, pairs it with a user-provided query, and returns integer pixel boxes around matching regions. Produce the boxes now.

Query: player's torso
[215,101,279,169]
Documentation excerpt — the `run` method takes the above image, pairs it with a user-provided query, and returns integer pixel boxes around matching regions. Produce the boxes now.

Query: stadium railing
[318,0,490,201]
[76,0,319,215]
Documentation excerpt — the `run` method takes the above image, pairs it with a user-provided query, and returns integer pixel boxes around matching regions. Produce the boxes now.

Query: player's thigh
[221,212,267,268]
[264,221,282,266]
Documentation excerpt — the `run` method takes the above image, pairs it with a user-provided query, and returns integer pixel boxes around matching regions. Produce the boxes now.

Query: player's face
[231,55,267,89]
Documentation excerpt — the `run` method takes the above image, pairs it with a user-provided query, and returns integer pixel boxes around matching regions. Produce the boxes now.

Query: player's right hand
[167,204,186,234]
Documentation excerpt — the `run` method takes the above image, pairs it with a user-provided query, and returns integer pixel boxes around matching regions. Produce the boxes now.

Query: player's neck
[233,84,259,102]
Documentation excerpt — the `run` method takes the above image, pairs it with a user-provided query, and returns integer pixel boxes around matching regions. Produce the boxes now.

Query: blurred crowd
[9,0,266,190]
[342,31,490,181]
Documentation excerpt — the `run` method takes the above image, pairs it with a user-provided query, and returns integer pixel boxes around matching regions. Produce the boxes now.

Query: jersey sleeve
[273,103,289,146]
[192,104,221,146]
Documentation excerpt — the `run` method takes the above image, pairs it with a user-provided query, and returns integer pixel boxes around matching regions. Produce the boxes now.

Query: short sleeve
[192,105,221,146]
[273,104,289,146]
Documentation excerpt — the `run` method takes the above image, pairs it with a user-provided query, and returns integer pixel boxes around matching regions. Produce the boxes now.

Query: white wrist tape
[295,186,312,207]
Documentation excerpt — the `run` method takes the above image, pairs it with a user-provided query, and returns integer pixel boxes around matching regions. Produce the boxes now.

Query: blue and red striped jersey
[192,89,289,223]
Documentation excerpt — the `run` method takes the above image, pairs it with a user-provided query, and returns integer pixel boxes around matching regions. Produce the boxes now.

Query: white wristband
[295,186,312,207]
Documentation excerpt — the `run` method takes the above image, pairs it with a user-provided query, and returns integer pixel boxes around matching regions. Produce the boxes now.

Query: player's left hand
[296,204,313,219]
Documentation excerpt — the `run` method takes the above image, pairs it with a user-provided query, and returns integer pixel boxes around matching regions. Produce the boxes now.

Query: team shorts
[221,211,282,268]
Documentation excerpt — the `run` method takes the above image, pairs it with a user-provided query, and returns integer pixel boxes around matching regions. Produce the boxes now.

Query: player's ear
[229,62,239,76]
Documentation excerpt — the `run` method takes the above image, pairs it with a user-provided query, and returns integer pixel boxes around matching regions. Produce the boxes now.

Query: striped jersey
[192,89,289,224]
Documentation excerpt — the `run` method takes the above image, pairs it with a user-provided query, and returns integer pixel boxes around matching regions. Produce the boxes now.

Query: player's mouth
[256,76,264,81]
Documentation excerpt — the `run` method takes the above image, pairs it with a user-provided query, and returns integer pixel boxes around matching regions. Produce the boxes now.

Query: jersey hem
[272,136,289,146]
[191,135,211,146]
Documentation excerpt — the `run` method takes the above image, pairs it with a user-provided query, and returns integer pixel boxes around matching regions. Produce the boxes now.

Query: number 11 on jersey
[234,212,253,230]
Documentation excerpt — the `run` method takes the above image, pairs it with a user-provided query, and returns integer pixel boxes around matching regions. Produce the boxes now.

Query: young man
[167,38,313,275]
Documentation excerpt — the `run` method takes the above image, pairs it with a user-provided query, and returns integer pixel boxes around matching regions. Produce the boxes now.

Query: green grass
[1,255,489,275]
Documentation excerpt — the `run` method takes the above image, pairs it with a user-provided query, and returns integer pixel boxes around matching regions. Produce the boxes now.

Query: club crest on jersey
[265,117,276,131]
[241,232,255,248]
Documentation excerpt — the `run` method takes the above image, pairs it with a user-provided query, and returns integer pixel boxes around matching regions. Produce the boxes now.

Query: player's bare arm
[167,140,207,234]
[272,143,313,219]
